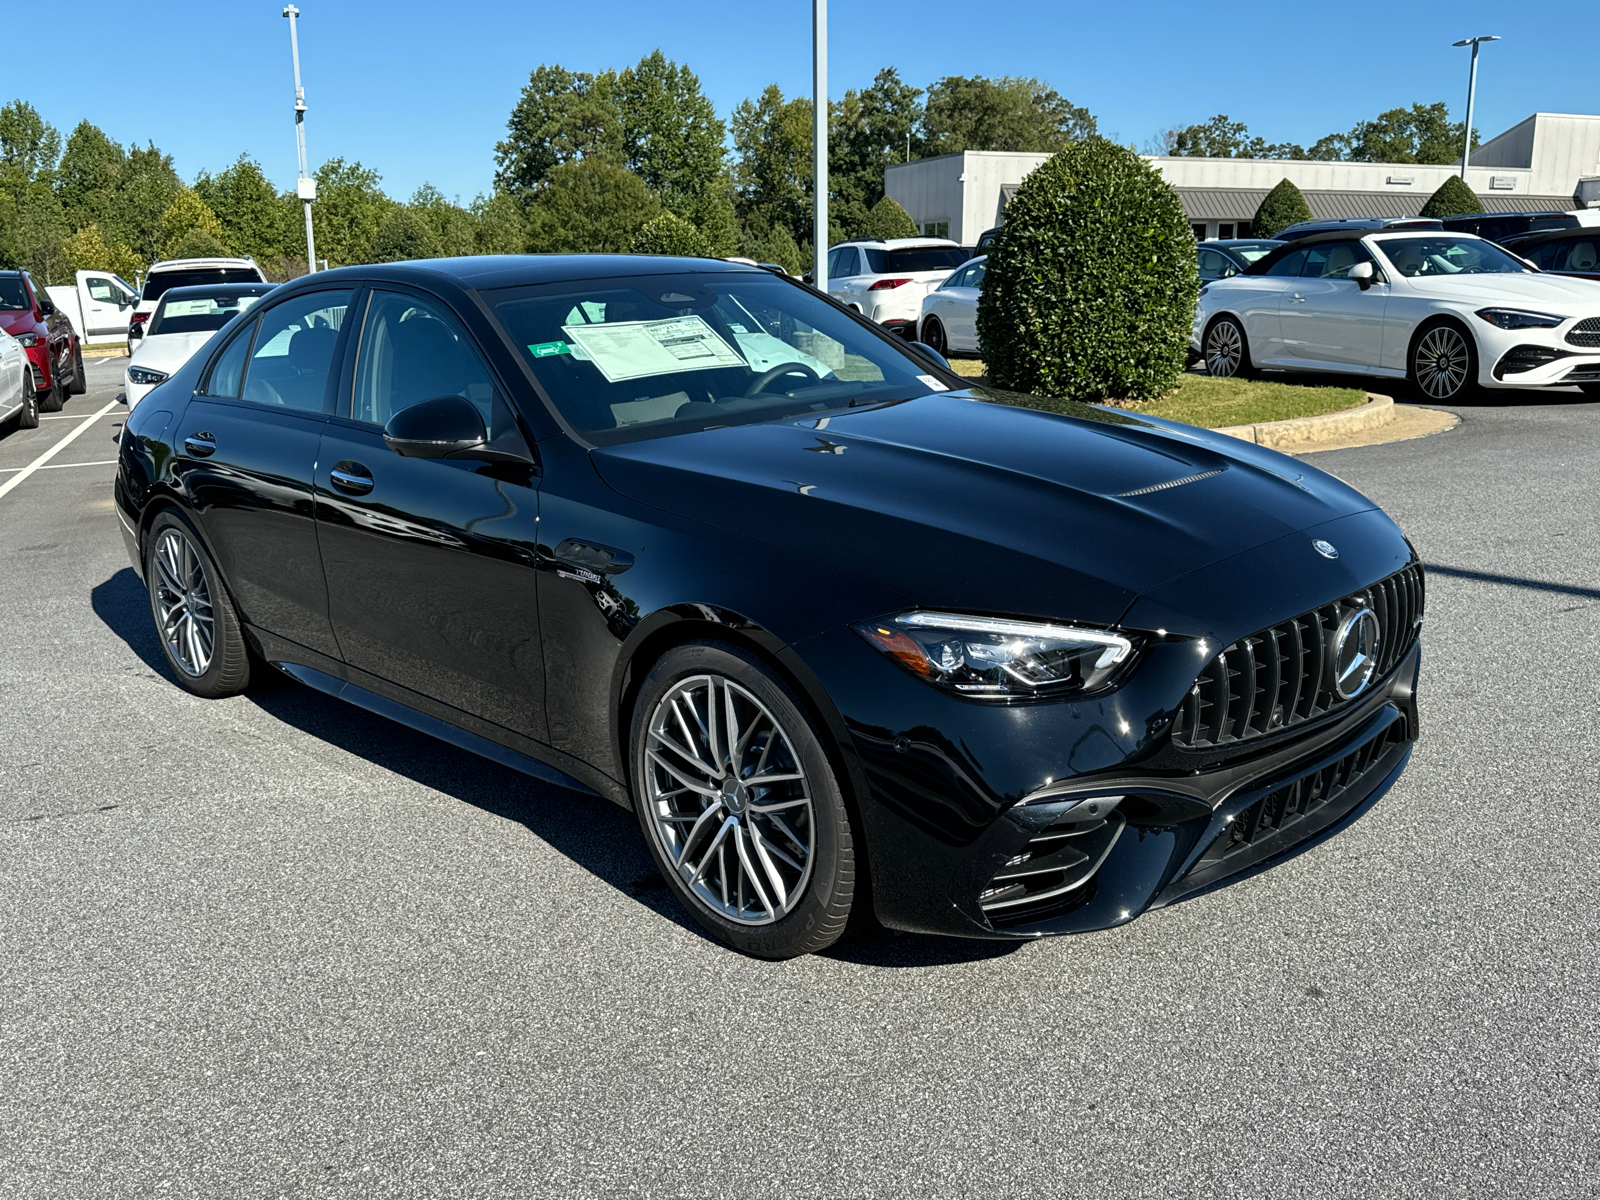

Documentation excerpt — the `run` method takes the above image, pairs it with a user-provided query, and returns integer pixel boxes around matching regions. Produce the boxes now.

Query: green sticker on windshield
[528,340,571,358]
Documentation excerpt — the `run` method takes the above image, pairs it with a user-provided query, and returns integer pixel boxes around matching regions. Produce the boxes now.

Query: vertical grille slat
[1172,563,1425,749]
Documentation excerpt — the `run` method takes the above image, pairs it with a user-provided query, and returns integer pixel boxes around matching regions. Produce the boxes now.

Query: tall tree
[159,188,230,258]
[108,142,182,265]
[470,190,527,255]
[1343,103,1475,164]
[0,100,61,184]
[312,158,391,267]
[615,52,725,216]
[1159,115,1304,159]
[731,85,816,248]
[922,76,1095,155]
[55,121,126,231]
[524,159,660,253]
[833,68,923,213]
[371,206,444,262]
[408,184,479,257]
[494,65,623,198]
[194,156,299,267]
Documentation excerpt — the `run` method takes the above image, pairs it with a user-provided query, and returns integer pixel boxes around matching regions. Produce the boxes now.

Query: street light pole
[1453,35,1500,181]
[284,5,318,272]
[812,0,827,292]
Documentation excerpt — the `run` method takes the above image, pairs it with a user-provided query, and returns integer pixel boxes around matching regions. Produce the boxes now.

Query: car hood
[0,311,40,336]
[129,331,218,375]
[1400,271,1600,311]
[591,391,1379,627]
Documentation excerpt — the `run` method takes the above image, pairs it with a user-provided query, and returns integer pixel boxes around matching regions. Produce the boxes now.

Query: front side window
[1376,236,1530,277]
[490,271,950,444]
[87,277,119,303]
[0,277,27,310]
[240,289,352,411]
[1301,241,1374,279]
[351,290,511,444]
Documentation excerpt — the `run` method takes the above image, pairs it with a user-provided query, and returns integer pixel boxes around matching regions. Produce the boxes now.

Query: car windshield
[1230,242,1280,263]
[147,291,267,336]
[862,247,971,273]
[1377,236,1530,277]
[489,270,952,444]
[143,268,262,301]
[0,277,29,310]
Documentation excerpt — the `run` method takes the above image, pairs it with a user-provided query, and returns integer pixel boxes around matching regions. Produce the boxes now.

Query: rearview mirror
[1349,261,1376,289]
[382,395,529,465]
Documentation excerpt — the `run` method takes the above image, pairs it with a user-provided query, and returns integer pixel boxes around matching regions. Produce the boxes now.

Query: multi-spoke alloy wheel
[643,674,815,925]
[631,642,855,958]
[1204,317,1248,378]
[1412,325,1473,400]
[144,512,251,698]
[152,527,216,676]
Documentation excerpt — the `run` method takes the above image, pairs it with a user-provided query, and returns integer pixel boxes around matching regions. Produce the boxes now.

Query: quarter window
[203,320,257,398]
[240,289,353,411]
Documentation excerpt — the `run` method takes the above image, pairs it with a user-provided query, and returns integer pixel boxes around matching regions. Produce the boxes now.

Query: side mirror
[382,395,529,465]
[128,323,142,340]
[1349,261,1376,289]
[908,341,951,373]
[38,297,56,315]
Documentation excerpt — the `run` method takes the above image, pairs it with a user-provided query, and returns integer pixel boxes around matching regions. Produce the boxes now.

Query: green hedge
[975,138,1196,402]
[1252,179,1312,238]
[1420,176,1483,219]
[632,211,713,257]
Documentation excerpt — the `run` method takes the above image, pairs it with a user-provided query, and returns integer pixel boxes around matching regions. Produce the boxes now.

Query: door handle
[184,432,216,457]
[553,538,634,574]
[329,461,374,496]
[1289,294,1306,303]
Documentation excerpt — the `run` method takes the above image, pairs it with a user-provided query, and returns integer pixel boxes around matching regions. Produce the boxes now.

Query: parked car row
[125,283,276,408]
[0,269,86,417]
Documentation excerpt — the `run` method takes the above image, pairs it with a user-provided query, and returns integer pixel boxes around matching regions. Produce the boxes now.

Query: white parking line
[0,400,119,502]
[40,412,109,420]
[0,459,119,474]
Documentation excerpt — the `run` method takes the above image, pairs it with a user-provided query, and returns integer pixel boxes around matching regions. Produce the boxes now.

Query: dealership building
[885,112,1600,245]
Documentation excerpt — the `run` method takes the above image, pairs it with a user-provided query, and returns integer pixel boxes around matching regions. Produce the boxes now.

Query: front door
[1278,241,1387,369]
[175,287,355,659]
[82,275,132,337]
[313,288,547,742]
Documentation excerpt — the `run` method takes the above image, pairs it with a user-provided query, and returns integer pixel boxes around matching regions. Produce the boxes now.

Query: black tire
[12,372,40,431]
[1203,314,1256,379]
[922,316,949,359]
[37,367,64,413]
[144,511,252,698]
[1408,319,1477,403]
[68,344,87,395]
[629,640,856,959]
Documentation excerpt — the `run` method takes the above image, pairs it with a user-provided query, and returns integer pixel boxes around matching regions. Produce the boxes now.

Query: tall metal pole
[284,6,318,272]
[1453,36,1499,181]
[812,0,828,292]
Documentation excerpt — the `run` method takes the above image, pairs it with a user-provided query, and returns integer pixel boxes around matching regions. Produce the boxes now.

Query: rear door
[313,287,547,741]
[944,261,983,350]
[1229,248,1304,364]
[174,287,355,660]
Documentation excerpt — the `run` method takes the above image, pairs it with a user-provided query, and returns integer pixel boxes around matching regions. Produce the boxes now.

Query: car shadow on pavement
[92,566,1029,966]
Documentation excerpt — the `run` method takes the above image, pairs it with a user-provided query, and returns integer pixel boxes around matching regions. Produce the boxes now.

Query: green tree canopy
[859,195,918,239]
[494,65,622,198]
[313,158,390,267]
[1419,175,1484,219]
[1160,114,1305,159]
[525,159,660,253]
[0,100,61,184]
[408,184,478,257]
[371,205,444,262]
[632,210,712,256]
[833,68,923,212]
[922,76,1095,155]
[110,143,182,265]
[1157,102,1478,165]
[159,187,230,258]
[471,190,528,255]
[731,85,816,248]
[1252,178,1313,237]
[616,52,725,213]
[56,121,126,231]
[64,221,143,280]
[977,138,1195,402]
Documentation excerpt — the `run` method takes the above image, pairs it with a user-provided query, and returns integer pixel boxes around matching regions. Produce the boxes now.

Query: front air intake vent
[981,802,1126,927]
[1172,562,1424,750]
[1566,317,1600,349]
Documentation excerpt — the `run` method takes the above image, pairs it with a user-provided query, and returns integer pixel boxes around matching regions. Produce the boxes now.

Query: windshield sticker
[917,374,950,391]
[561,315,746,383]
[528,340,571,358]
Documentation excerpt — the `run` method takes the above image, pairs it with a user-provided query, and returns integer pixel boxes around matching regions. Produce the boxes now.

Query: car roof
[156,282,276,301]
[148,257,262,272]
[1499,227,1600,248]
[268,254,768,295]
[836,238,961,250]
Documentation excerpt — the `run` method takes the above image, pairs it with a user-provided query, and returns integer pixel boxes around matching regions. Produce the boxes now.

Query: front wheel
[69,345,87,395]
[921,316,948,359]
[630,641,856,959]
[9,372,40,431]
[1409,322,1477,402]
[38,368,64,413]
[145,512,252,698]
[1203,315,1254,379]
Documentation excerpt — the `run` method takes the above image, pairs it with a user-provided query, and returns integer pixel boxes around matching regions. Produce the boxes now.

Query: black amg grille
[1198,718,1408,867]
[1567,317,1600,349]
[1172,562,1424,750]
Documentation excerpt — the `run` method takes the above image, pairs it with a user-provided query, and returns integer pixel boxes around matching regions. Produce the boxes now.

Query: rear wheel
[68,344,86,395]
[1409,321,1476,402]
[1203,315,1255,379]
[922,316,949,358]
[10,372,40,431]
[630,641,855,959]
[145,511,252,698]
[37,367,64,413]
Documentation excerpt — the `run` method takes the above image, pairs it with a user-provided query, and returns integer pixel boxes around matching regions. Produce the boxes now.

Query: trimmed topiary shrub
[976,137,1197,402]
[632,211,713,257]
[1420,175,1483,219]
[860,196,919,240]
[1252,178,1313,238]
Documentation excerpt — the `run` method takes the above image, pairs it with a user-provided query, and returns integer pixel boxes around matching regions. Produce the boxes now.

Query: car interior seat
[1568,241,1598,271]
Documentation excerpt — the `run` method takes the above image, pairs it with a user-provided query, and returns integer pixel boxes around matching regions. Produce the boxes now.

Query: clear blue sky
[30,1,1599,201]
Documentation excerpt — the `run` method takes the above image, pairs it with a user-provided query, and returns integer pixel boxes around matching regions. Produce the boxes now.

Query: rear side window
[1264,249,1308,276]
[1532,237,1600,272]
[143,268,265,302]
[882,247,969,273]
[239,289,353,412]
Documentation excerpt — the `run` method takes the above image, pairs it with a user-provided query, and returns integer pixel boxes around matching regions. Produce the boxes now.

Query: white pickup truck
[46,270,141,345]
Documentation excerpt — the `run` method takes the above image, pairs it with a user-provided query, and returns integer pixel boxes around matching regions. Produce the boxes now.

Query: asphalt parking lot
[2,359,1597,1198]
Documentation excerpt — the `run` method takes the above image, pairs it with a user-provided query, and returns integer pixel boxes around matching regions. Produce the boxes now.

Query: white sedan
[1194,231,1600,401]
[125,282,273,408]
[917,256,985,357]
[0,325,38,433]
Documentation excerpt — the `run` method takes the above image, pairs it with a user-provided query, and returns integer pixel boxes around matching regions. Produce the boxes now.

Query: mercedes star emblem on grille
[1313,539,1339,559]
[1332,607,1381,699]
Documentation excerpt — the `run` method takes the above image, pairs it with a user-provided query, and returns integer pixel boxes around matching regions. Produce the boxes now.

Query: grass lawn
[945,359,1368,429]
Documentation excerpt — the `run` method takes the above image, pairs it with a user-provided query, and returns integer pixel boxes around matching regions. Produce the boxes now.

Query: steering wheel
[743,362,820,397]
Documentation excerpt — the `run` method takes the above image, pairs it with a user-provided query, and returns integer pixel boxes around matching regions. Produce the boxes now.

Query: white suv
[825,239,973,336]
[131,257,269,342]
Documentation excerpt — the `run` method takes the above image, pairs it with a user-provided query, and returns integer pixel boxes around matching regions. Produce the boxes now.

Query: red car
[0,270,86,412]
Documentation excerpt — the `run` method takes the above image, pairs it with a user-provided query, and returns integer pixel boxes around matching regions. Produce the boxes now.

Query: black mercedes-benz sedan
[113,255,1422,959]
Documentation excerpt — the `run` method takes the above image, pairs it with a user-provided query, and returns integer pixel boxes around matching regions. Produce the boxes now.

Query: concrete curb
[1214,392,1394,450]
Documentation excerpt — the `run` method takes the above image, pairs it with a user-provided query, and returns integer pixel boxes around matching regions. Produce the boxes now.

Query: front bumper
[1478,320,1600,389]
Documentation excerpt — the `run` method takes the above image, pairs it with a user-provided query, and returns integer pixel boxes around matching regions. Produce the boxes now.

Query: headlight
[127,366,169,386]
[853,611,1137,698]
[15,332,41,347]
[1475,307,1565,330]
